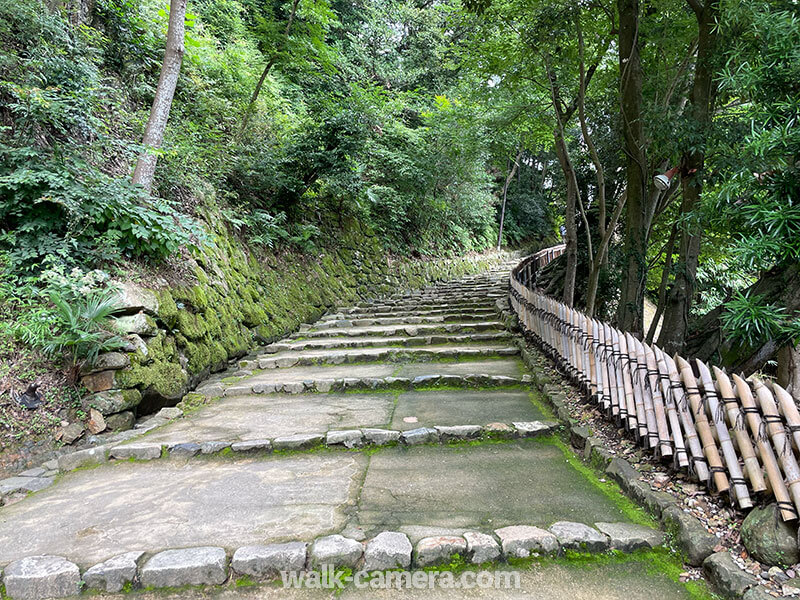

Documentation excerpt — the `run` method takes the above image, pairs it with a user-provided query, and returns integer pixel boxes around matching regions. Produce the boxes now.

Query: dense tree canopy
[1,0,798,389]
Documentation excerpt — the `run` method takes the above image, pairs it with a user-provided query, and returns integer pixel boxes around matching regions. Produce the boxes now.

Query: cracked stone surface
[356,441,633,533]
[0,454,365,566]
[390,390,546,430]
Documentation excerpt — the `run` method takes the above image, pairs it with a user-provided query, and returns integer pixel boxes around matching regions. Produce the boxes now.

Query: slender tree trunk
[132,0,186,192]
[238,0,300,140]
[646,220,678,343]
[616,0,649,335]
[586,191,627,317]
[658,0,718,354]
[497,148,522,250]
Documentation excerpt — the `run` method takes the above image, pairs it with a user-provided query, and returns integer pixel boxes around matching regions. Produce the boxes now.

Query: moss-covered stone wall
[81,219,507,421]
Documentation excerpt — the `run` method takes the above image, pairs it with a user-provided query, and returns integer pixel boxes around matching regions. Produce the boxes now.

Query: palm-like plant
[44,291,127,373]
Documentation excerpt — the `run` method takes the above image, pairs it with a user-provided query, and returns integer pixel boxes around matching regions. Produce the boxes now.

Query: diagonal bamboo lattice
[510,245,800,521]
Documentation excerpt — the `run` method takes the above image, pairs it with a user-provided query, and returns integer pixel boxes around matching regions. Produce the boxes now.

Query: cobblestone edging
[497,297,770,600]
[0,521,665,599]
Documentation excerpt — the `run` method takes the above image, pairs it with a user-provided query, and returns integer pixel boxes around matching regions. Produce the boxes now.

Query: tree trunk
[658,0,718,354]
[555,133,579,307]
[686,263,800,375]
[645,220,678,343]
[237,0,300,140]
[616,0,649,335]
[131,0,186,192]
[778,343,800,401]
[497,148,522,250]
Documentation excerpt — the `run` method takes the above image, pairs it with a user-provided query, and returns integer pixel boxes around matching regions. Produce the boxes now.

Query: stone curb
[217,373,533,398]
[49,421,558,471]
[0,521,664,598]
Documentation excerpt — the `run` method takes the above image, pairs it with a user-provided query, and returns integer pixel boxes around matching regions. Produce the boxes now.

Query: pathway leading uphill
[0,263,698,599]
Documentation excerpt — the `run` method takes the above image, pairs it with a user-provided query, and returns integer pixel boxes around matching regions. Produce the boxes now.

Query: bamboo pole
[632,336,658,448]
[753,378,800,518]
[607,324,624,420]
[772,382,800,453]
[714,367,766,493]
[676,355,729,493]
[695,359,751,507]
[734,375,796,521]
[662,352,708,480]
[618,332,639,435]
[644,343,673,458]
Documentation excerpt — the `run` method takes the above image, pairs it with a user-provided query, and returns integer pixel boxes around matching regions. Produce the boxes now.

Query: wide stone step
[251,345,519,369]
[262,332,512,353]
[112,389,550,447]
[295,321,505,339]
[319,308,497,322]
[0,441,637,569]
[220,359,528,396]
[338,301,500,315]
[310,313,499,330]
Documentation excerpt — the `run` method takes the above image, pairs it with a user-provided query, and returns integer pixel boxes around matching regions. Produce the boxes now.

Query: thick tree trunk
[686,263,800,375]
[132,0,186,192]
[616,0,649,335]
[778,343,800,401]
[658,0,718,354]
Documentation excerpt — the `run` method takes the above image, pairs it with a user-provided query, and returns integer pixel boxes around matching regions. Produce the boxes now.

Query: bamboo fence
[510,245,800,520]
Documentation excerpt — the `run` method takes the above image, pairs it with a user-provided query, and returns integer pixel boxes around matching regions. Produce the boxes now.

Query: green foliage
[42,291,127,367]
[721,291,800,348]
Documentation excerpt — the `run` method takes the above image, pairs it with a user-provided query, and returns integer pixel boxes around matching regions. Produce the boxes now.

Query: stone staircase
[0,263,686,599]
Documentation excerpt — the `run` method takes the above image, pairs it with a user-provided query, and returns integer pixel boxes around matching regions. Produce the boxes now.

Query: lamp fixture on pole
[654,166,680,191]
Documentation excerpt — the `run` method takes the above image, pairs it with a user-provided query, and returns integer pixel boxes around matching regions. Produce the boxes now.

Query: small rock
[364,532,412,571]
[200,441,231,454]
[704,551,759,599]
[768,566,786,580]
[81,370,116,393]
[661,506,718,566]
[58,423,85,445]
[105,411,135,432]
[156,407,182,420]
[494,525,559,557]
[741,504,799,567]
[549,522,608,552]
[0,477,54,495]
[362,429,401,445]
[513,421,553,437]
[435,425,482,441]
[84,390,141,416]
[109,443,163,461]
[83,551,144,593]
[232,543,307,577]
[325,430,364,448]
[484,422,515,439]
[57,446,110,472]
[463,531,501,564]
[594,522,665,551]
[273,433,324,450]
[19,467,46,478]
[114,313,156,336]
[169,443,201,458]
[400,427,438,445]
[140,547,227,588]
[4,555,80,600]
[310,535,363,568]
[87,409,106,435]
[231,440,272,453]
[315,380,334,393]
[414,536,467,567]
